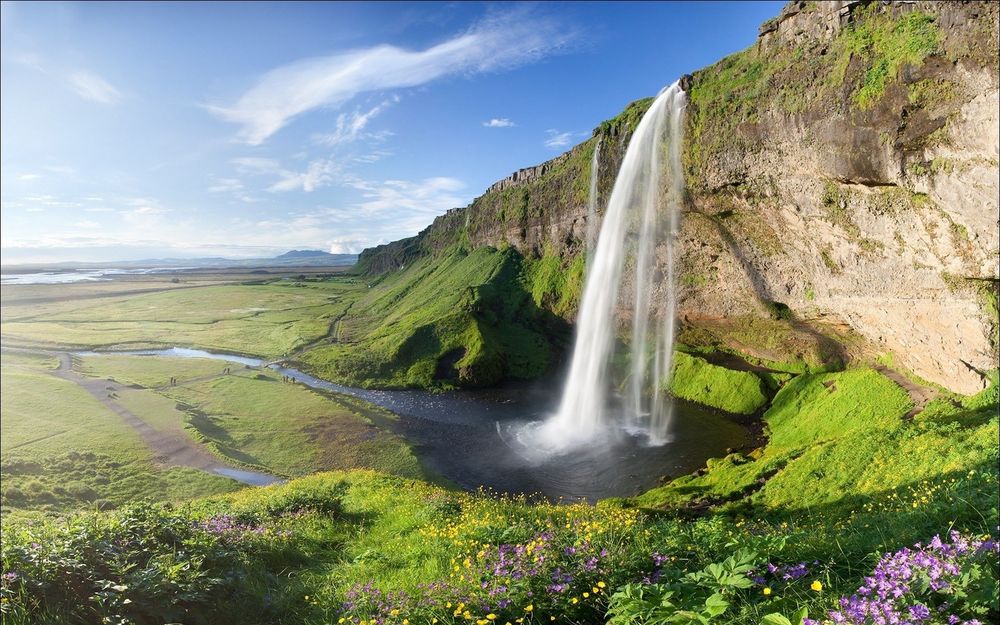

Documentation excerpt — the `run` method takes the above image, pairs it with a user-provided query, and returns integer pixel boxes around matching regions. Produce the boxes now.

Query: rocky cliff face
[358,0,999,394]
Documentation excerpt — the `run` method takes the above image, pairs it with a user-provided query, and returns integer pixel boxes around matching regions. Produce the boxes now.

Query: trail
[3,346,281,486]
[875,365,939,418]
[279,300,355,365]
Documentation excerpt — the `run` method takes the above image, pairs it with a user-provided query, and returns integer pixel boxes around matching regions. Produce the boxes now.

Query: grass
[669,352,769,415]
[636,368,998,525]
[301,246,566,388]
[0,358,240,515]
[1,283,339,358]
[829,6,940,109]
[1,351,429,517]
[78,354,427,480]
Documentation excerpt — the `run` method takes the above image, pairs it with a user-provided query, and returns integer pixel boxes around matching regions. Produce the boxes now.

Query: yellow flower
[478,620,489,625]
[391,610,400,617]
[811,580,823,592]
[487,615,497,621]
[583,592,590,598]
[403,621,409,625]
[524,605,534,613]
[304,596,309,601]
[571,598,578,604]
[338,620,345,624]
[763,587,772,596]
[597,581,606,588]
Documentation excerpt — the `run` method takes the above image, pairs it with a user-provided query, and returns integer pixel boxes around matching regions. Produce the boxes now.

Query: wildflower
[763,587,772,596]
[524,605,533,613]
[487,615,497,621]
[597,581,606,588]
[811,580,823,592]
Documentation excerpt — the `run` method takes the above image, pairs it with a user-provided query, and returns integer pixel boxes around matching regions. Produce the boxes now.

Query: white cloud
[17,173,41,181]
[44,165,77,176]
[74,220,100,229]
[354,150,393,164]
[207,9,575,144]
[483,118,515,128]
[232,157,281,173]
[267,158,337,193]
[208,178,244,193]
[544,129,575,149]
[314,97,397,146]
[69,70,122,105]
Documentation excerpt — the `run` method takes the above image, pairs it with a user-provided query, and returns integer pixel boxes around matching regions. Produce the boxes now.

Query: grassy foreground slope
[3,373,995,625]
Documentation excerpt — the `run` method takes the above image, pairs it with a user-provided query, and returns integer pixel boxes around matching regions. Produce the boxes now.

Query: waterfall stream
[541,81,686,449]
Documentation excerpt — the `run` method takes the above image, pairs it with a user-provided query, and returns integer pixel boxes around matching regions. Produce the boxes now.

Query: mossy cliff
[352,0,998,394]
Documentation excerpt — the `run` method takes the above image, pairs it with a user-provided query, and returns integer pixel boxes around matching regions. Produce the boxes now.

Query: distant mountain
[274,249,341,260]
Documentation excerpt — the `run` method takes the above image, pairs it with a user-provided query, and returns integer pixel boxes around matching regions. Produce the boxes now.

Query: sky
[0,1,782,264]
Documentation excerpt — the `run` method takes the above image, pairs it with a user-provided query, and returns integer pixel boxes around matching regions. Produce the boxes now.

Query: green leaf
[761,614,794,625]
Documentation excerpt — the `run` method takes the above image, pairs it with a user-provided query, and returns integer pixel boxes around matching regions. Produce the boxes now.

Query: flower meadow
[2,470,998,625]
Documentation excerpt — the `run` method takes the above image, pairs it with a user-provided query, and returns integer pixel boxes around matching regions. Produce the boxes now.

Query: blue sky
[1,1,782,263]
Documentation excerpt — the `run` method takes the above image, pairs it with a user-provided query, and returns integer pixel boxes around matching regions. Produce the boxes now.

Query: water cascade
[586,135,604,260]
[541,81,686,449]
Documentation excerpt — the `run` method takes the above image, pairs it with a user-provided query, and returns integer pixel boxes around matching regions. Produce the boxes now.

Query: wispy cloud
[268,158,337,193]
[483,118,515,128]
[69,70,121,104]
[208,178,244,193]
[314,96,398,146]
[354,150,393,164]
[17,173,41,181]
[207,9,576,144]
[544,129,585,149]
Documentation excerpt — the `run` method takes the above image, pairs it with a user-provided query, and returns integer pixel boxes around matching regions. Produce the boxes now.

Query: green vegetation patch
[637,368,998,523]
[669,352,769,415]
[1,284,338,358]
[301,246,567,388]
[829,7,940,109]
[0,363,239,515]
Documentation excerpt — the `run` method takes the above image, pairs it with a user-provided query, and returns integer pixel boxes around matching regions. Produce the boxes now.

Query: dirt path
[875,365,939,418]
[5,346,281,486]
[277,300,355,365]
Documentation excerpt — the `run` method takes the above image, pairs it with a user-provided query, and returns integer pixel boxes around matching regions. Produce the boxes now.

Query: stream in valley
[77,347,751,501]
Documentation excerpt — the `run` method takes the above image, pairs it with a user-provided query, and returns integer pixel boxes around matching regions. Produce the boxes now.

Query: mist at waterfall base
[517,81,688,458]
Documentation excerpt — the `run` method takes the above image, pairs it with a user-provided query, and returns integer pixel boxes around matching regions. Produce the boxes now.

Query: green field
[0,356,241,515]
[1,282,347,358]
[79,354,426,479]
[0,349,427,517]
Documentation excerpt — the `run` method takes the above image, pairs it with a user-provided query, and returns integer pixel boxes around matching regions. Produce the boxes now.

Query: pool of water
[78,348,751,501]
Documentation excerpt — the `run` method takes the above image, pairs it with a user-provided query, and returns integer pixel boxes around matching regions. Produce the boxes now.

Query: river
[77,347,751,501]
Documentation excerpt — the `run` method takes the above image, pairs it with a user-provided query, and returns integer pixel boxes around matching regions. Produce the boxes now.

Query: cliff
[356,0,999,394]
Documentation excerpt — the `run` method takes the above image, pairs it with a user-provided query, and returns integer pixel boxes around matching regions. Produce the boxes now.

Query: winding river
[77,347,751,501]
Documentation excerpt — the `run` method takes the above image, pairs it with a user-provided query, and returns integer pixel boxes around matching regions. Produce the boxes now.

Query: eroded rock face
[358,1,999,394]
[675,1,999,393]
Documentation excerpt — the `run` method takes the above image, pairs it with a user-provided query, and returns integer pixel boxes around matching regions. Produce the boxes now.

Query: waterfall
[540,81,686,449]
[586,135,603,261]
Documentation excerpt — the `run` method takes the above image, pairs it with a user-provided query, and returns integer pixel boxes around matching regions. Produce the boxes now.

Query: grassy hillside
[299,246,570,388]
